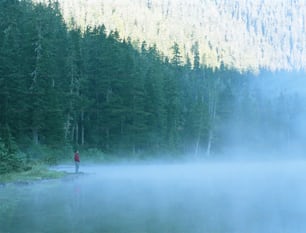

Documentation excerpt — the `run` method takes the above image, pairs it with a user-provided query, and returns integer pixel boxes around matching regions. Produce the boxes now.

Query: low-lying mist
[2,161,306,233]
[222,71,306,159]
[2,71,306,233]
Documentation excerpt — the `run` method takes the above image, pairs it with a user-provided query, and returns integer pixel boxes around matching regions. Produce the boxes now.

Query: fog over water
[2,74,306,233]
[2,161,306,233]
[2,1,306,232]
[222,72,306,158]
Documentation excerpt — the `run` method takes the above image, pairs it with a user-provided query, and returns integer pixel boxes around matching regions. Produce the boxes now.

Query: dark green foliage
[0,0,246,160]
[1,0,301,168]
[1,1,220,160]
[0,136,23,174]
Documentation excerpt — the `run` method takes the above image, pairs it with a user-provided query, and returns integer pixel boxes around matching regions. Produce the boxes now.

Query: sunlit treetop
[34,0,306,71]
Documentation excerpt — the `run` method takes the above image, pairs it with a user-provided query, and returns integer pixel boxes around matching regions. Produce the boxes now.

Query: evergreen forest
[1,0,305,174]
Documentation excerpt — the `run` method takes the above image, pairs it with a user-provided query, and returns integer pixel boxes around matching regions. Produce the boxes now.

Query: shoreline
[0,166,68,186]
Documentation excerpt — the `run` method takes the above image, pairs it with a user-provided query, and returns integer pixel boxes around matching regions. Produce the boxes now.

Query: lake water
[1,161,306,233]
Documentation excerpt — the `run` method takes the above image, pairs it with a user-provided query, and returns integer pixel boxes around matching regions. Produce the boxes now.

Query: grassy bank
[0,165,66,184]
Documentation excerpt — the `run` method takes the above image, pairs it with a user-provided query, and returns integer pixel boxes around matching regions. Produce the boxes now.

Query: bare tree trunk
[64,114,71,140]
[121,116,124,135]
[81,111,84,145]
[194,136,200,157]
[133,143,136,157]
[206,130,213,157]
[105,128,110,150]
[75,122,79,145]
[71,125,75,142]
[65,64,74,141]
[30,22,42,145]
[206,78,218,157]
[33,128,39,145]
[194,96,204,157]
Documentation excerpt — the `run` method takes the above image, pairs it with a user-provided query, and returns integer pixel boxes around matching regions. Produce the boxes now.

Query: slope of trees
[0,0,230,160]
[0,1,305,173]
[34,0,306,71]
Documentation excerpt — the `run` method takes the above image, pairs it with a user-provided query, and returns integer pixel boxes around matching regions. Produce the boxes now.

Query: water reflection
[1,161,306,233]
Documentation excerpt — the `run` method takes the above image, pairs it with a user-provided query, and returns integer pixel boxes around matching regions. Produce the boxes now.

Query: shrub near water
[0,164,66,183]
[23,164,66,179]
[25,144,74,165]
[0,137,66,181]
[0,138,23,175]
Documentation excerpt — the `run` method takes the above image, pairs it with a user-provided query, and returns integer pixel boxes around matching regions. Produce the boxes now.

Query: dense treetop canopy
[0,0,305,174]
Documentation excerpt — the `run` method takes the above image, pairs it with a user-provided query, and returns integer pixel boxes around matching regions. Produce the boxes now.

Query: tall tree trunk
[194,96,204,157]
[65,59,75,141]
[206,130,213,156]
[194,136,200,157]
[30,21,42,145]
[64,113,71,140]
[106,128,110,150]
[81,111,84,145]
[206,78,218,157]
[33,128,39,145]
[75,122,79,145]
[71,125,75,142]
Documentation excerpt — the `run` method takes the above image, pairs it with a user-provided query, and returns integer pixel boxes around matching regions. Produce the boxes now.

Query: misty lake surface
[2,161,306,233]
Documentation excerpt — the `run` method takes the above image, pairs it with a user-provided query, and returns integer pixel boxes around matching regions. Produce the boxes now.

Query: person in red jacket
[74,150,80,173]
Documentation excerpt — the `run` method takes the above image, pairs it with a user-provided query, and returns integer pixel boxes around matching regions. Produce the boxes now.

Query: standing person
[74,150,80,173]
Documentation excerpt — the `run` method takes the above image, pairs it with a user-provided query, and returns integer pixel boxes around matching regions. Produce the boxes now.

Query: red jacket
[74,153,80,162]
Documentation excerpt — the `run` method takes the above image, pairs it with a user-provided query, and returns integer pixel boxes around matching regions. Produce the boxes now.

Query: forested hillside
[0,0,305,174]
[35,0,306,71]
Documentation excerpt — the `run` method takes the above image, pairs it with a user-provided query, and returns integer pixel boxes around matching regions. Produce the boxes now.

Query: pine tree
[7,2,68,147]
[0,0,29,145]
[142,45,167,152]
